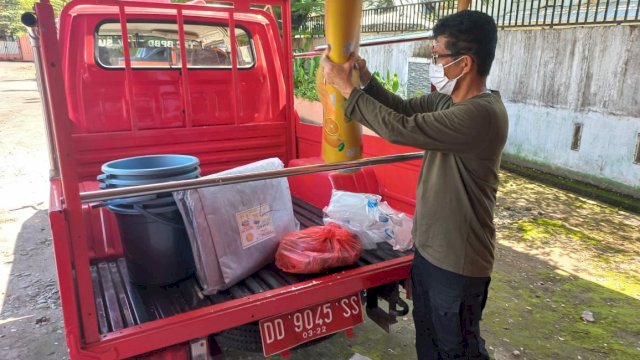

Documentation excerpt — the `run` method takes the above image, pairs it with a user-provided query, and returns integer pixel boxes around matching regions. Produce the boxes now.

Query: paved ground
[0,61,638,360]
[0,61,67,359]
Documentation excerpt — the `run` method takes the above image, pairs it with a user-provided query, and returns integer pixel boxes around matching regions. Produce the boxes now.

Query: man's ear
[462,55,475,75]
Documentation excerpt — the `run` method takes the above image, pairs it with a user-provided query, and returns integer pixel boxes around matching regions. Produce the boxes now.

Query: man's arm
[345,89,491,155]
[321,52,438,116]
[363,77,435,116]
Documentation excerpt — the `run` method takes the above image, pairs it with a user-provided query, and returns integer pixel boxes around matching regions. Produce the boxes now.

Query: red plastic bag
[275,223,362,274]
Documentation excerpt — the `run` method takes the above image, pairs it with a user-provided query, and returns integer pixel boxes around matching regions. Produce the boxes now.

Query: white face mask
[429,57,464,96]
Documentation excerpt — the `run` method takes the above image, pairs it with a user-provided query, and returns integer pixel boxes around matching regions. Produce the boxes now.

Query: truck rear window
[95,21,255,69]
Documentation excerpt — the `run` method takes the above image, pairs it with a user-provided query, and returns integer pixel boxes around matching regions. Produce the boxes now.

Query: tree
[0,0,23,38]
[291,0,323,31]
[21,0,70,16]
[364,0,395,9]
[0,0,68,38]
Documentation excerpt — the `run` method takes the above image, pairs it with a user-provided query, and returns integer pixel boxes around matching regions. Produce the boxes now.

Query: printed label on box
[236,204,276,249]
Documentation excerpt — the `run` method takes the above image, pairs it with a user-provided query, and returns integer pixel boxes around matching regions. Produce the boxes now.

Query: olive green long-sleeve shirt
[344,78,508,277]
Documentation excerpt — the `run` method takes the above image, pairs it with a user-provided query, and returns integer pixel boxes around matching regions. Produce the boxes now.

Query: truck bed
[90,197,412,335]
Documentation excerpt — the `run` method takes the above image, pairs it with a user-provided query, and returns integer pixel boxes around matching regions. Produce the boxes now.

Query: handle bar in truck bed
[80,152,424,203]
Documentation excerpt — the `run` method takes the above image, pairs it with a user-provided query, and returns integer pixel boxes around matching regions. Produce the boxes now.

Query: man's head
[432,10,498,78]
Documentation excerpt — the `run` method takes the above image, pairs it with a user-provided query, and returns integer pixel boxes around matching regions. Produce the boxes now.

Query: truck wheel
[213,323,335,353]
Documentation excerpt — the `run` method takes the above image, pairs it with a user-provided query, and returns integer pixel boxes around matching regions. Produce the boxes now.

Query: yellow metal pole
[317,0,363,163]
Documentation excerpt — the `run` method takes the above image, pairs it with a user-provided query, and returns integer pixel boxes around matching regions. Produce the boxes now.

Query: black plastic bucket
[99,154,199,286]
[108,203,194,286]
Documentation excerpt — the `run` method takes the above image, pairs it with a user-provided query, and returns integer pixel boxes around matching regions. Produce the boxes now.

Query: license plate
[259,293,364,357]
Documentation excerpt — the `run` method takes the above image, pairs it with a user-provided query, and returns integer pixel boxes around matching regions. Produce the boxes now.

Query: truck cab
[29,0,423,358]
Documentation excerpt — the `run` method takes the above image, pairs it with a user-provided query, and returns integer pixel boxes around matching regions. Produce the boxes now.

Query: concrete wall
[406,57,431,97]
[488,26,640,193]
[360,39,420,90]
[359,33,431,93]
[489,26,640,118]
[503,103,640,192]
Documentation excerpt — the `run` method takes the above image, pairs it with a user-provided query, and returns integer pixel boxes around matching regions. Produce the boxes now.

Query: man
[321,10,508,360]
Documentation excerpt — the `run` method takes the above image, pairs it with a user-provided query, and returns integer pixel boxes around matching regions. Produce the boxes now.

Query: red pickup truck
[26,0,424,358]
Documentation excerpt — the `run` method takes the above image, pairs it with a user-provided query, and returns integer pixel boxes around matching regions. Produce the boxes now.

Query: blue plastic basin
[100,154,200,177]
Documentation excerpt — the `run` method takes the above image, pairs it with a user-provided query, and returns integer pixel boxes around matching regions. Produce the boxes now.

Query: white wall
[489,26,640,192]
[359,38,421,91]
[504,103,640,191]
[489,26,640,118]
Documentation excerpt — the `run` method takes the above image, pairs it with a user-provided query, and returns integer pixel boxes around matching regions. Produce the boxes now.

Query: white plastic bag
[378,202,414,251]
[323,190,413,251]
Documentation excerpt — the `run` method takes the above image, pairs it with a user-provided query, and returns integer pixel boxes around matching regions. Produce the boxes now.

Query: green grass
[516,217,627,255]
[484,269,640,359]
[517,218,601,245]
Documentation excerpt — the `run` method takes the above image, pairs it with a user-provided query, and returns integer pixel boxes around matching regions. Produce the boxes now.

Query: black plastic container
[108,203,195,286]
[99,154,199,286]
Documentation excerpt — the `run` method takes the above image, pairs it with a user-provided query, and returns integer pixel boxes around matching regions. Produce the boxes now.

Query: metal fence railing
[0,40,23,61]
[472,0,640,27]
[301,2,446,35]
[300,0,640,34]
[1,40,21,55]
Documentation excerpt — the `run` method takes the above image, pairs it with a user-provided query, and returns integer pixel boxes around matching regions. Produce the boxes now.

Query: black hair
[433,10,498,77]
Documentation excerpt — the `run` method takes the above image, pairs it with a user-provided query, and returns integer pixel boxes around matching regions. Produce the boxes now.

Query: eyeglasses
[431,53,462,65]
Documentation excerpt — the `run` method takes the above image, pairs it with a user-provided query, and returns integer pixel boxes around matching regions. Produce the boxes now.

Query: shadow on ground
[0,209,68,359]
